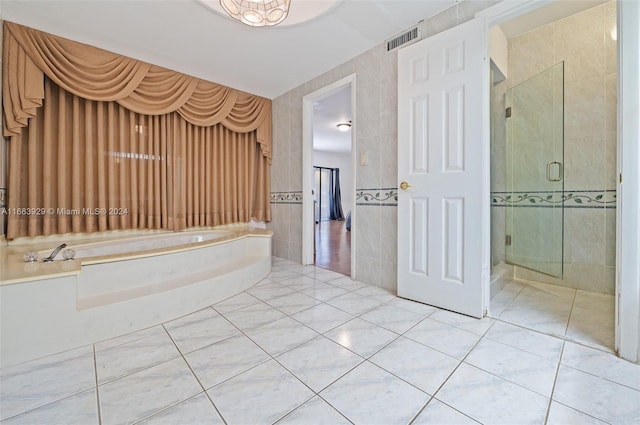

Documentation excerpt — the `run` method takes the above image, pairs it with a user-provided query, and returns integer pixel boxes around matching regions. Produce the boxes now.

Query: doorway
[302,75,356,277]
[313,165,350,275]
[488,1,617,352]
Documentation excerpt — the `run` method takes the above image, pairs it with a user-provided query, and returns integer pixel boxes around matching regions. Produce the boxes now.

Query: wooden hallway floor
[315,220,351,276]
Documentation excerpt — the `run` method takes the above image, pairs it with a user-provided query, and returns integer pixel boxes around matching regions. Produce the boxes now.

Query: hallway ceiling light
[219,0,290,27]
[336,121,351,132]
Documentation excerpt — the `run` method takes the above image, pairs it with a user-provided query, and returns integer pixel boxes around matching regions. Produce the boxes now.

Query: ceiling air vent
[386,26,421,52]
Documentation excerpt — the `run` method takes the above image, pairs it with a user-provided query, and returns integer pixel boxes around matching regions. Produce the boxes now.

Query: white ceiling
[0,0,457,100]
[1,0,610,155]
[313,84,351,153]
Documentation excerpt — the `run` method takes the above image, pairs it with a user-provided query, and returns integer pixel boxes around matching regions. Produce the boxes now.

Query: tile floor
[490,278,616,352]
[1,257,639,424]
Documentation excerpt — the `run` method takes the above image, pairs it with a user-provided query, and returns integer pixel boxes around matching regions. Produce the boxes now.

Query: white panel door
[397,18,485,318]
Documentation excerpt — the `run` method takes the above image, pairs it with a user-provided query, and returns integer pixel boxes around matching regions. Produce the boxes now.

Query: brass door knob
[400,181,413,190]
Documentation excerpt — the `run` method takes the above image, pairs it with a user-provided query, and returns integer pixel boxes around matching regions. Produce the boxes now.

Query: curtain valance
[2,21,271,160]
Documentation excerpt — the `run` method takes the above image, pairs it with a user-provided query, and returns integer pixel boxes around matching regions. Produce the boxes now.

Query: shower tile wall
[492,1,617,294]
[269,0,500,290]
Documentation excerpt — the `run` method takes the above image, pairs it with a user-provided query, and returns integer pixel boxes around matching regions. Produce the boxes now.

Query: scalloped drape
[2,21,271,239]
[2,21,272,160]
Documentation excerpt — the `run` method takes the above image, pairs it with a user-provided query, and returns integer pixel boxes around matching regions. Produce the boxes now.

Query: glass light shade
[336,122,351,132]
[220,0,291,27]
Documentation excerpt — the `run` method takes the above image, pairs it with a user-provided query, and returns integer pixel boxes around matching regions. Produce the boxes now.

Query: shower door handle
[546,161,563,182]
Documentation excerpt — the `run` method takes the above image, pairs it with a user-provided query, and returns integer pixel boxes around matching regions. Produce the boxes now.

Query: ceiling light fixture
[219,0,291,27]
[336,121,352,132]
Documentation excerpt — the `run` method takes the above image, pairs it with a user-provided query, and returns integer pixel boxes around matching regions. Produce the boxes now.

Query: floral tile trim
[492,190,616,208]
[271,191,303,204]
[356,188,398,206]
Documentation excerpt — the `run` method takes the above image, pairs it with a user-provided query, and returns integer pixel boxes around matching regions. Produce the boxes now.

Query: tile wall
[269,1,500,291]
[491,1,617,294]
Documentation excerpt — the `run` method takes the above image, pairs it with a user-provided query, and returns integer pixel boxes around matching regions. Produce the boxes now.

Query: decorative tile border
[270,191,303,204]
[0,188,5,209]
[492,190,616,208]
[356,188,398,207]
[270,188,399,207]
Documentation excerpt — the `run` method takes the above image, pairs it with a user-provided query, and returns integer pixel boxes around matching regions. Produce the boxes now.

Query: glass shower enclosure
[505,62,564,278]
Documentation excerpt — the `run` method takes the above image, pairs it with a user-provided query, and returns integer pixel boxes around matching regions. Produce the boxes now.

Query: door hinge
[505,235,512,246]
[505,107,512,118]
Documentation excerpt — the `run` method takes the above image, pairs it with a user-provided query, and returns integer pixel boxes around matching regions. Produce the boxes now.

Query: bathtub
[0,227,272,368]
[38,229,235,262]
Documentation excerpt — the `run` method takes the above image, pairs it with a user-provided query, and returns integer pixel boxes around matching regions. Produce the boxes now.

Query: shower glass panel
[505,62,564,277]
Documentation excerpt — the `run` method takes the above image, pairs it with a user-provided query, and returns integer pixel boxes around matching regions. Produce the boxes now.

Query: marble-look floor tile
[278,264,318,275]
[99,357,201,425]
[352,284,395,297]
[94,325,166,352]
[266,291,321,315]
[320,361,429,424]
[561,341,640,391]
[307,269,347,283]
[404,318,481,360]
[325,318,399,358]
[553,365,640,423]
[326,276,369,291]
[275,396,350,425]
[276,336,363,392]
[369,337,460,395]
[277,275,318,290]
[212,292,260,315]
[223,301,287,331]
[0,345,96,421]
[184,334,270,389]
[566,306,615,351]
[499,300,571,337]
[245,316,319,356]
[521,281,576,300]
[164,307,239,354]
[436,363,549,425]
[291,303,354,333]
[326,292,386,315]
[298,282,350,302]
[136,393,223,425]
[386,297,439,316]
[1,389,98,425]
[267,269,303,282]
[247,282,296,301]
[271,257,298,266]
[208,360,314,424]
[573,290,615,313]
[489,291,517,317]
[95,326,180,384]
[465,338,558,396]
[546,401,609,425]
[359,303,424,334]
[429,310,495,336]
[484,321,564,362]
[412,398,480,425]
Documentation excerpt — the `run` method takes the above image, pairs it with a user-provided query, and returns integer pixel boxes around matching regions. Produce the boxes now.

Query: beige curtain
[2,22,272,160]
[3,22,272,239]
[174,122,270,229]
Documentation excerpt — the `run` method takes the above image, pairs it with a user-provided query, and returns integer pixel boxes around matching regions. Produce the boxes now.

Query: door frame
[477,0,640,363]
[301,74,357,276]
